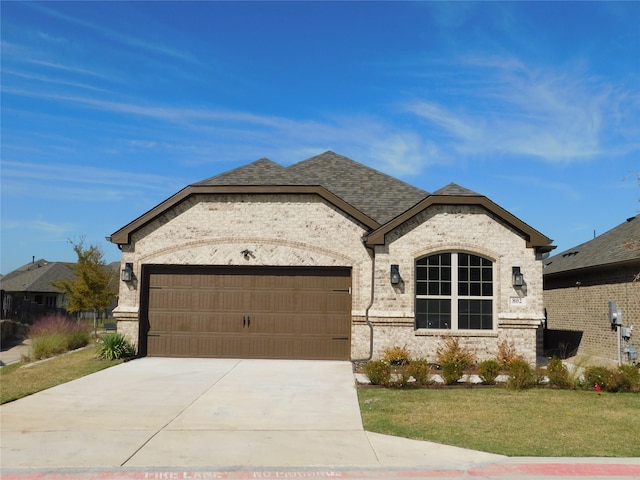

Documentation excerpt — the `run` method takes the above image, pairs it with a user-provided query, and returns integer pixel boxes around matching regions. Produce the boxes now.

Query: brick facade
[544,264,640,364]
[114,194,546,364]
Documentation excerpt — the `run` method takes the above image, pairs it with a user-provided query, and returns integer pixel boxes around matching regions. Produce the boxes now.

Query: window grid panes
[415,252,494,330]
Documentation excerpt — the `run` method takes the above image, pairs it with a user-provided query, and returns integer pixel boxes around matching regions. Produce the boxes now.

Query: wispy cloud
[403,55,639,163]
[1,161,186,198]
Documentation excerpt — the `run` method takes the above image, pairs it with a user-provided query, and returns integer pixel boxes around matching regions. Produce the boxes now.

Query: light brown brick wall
[114,195,545,363]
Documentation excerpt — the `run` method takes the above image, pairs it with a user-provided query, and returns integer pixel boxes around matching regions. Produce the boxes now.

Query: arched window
[415,252,494,330]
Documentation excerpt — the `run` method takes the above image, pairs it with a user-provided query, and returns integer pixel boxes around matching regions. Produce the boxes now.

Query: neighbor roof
[544,215,640,275]
[0,261,74,293]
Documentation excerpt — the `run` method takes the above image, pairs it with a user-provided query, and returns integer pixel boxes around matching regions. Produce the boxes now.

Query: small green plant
[507,358,535,390]
[406,359,431,386]
[478,359,501,385]
[29,314,91,360]
[436,336,475,385]
[97,333,136,361]
[546,358,571,388]
[382,345,411,366]
[364,360,392,386]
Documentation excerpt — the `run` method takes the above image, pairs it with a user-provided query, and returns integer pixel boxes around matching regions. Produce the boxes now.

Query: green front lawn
[358,387,640,457]
[0,346,123,404]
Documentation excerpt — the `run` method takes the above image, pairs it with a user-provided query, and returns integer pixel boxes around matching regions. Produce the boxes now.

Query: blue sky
[1,1,639,274]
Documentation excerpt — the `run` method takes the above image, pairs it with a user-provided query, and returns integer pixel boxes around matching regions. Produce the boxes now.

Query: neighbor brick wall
[544,264,640,364]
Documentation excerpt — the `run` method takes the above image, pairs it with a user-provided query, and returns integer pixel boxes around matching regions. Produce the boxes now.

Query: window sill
[414,329,498,337]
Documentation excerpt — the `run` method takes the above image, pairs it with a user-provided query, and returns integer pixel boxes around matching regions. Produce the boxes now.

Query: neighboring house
[0,260,73,322]
[543,215,640,365]
[0,260,120,323]
[108,151,554,364]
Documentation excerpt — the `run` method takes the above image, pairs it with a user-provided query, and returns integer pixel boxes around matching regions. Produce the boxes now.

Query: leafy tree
[52,239,117,335]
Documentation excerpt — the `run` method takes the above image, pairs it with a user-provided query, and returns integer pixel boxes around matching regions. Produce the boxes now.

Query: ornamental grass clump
[97,333,136,361]
[436,336,475,385]
[29,314,91,361]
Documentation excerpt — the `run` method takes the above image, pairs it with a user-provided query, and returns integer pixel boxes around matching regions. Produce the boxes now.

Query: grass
[358,387,640,457]
[0,346,123,404]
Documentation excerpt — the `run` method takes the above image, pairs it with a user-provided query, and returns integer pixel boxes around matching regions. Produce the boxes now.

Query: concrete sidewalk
[0,338,31,366]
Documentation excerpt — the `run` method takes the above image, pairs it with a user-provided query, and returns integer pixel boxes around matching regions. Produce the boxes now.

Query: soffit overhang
[108,185,381,246]
[364,194,554,250]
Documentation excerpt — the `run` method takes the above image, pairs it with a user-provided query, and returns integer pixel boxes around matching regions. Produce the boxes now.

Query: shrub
[436,336,475,385]
[507,358,535,390]
[583,366,618,392]
[97,333,136,361]
[29,314,91,360]
[617,365,640,393]
[496,339,522,369]
[382,345,411,366]
[407,359,431,386]
[364,360,392,386]
[547,357,571,388]
[478,359,501,385]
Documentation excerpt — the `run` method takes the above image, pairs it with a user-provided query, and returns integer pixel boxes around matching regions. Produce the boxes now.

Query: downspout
[352,242,375,362]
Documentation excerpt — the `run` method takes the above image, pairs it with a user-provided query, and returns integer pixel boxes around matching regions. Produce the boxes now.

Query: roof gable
[288,151,429,224]
[365,190,553,250]
[544,215,640,274]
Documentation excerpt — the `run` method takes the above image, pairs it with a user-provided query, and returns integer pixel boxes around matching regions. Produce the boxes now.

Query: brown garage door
[141,266,352,360]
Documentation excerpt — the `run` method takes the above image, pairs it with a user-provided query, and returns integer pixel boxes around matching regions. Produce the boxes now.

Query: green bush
[507,358,535,390]
[364,360,392,386]
[478,359,501,385]
[617,365,640,393]
[441,361,465,385]
[29,315,91,360]
[97,333,136,361]
[547,357,571,388]
[436,336,475,385]
[382,345,411,366]
[583,366,618,392]
[406,359,431,386]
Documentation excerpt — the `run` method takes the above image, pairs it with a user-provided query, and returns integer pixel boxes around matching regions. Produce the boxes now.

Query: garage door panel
[145,267,351,359]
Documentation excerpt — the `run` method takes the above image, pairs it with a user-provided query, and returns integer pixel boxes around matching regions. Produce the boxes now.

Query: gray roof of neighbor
[544,215,640,275]
[0,261,75,293]
[195,151,430,224]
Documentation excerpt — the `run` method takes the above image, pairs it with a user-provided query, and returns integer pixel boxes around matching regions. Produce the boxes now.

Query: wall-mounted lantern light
[121,262,134,282]
[512,266,524,287]
[390,264,401,285]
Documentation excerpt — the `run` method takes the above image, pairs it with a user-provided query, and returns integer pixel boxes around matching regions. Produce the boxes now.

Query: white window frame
[415,251,496,331]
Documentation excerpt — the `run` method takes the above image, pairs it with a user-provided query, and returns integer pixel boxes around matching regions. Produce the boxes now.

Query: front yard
[358,386,640,457]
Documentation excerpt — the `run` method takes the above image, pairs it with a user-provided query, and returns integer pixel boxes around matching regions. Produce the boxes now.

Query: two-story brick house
[109,151,554,364]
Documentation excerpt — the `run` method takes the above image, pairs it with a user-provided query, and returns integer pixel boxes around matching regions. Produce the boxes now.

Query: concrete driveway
[1,358,501,469]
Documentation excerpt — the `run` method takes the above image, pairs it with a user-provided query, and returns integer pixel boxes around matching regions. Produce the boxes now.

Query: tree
[52,239,117,335]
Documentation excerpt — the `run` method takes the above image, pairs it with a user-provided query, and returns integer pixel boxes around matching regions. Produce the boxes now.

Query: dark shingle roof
[544,215,640,274]
[194,158,308,186]
[433,183,481,196]
[287,151,429,224]
[194,151,429,224]
[0,261,75,293]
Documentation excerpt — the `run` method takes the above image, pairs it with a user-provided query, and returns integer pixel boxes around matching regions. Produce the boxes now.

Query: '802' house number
[510,296,527,306]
